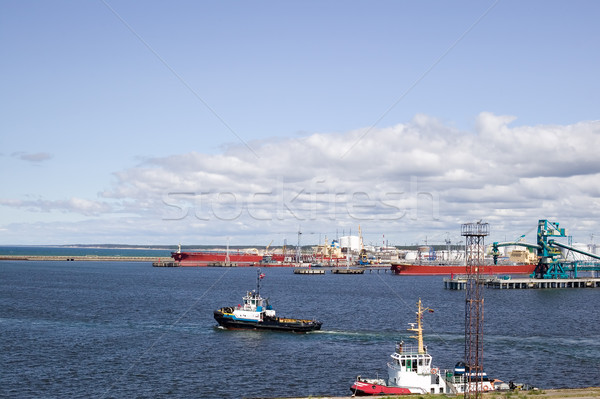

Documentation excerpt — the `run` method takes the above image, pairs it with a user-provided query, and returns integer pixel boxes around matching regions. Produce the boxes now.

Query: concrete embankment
[0,255,162,262]
[251,387,600,399]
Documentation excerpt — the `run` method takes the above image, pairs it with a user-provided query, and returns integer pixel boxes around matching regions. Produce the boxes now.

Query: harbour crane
[358,225,370,265]
[492,219,600,279]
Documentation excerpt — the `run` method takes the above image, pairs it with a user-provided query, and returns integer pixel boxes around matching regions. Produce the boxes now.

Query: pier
[152,261,180,267]
[331,268,364,274]
[444,276,600,290]
[293,268,325,274]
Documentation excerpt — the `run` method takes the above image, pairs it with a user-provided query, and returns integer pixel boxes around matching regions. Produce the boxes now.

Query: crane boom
[548,240,600,261]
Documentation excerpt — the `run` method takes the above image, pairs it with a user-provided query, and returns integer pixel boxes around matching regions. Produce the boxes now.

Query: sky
[1,0,599,248]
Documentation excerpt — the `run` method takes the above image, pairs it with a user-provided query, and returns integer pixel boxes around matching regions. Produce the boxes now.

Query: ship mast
[408,298,432,354]
[256,268,261,294]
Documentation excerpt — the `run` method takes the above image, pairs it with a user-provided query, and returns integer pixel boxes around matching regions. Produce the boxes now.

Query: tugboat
[213,270,322,333]
[351,299,495,395]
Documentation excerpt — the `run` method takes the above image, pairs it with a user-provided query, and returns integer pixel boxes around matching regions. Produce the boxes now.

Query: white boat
[351,299,495,395]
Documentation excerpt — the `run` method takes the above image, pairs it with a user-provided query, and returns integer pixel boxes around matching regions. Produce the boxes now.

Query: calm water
[1,262,599,399]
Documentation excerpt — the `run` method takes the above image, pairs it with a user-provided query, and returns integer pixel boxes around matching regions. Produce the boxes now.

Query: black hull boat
[214,270,322,333]
[214,308,321,332]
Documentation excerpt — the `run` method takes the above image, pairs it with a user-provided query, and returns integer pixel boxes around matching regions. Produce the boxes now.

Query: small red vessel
[351,381,412,395]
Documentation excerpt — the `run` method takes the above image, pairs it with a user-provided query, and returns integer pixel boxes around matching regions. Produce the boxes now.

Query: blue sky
[1,1,599,247]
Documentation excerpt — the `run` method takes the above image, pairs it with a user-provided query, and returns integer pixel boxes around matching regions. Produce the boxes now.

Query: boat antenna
[408,298,433,354]
[256,268,265,294]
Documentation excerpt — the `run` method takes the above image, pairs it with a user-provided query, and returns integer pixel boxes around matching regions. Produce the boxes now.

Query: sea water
[1,261,599,398]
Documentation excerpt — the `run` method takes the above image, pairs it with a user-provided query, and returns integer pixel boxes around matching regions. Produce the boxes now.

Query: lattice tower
[461,221,489,399]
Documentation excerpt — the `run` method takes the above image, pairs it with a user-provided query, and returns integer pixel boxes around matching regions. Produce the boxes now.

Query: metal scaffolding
[461,221,489,399]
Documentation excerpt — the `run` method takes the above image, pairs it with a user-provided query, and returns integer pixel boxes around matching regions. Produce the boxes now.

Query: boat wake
[313,329,401,341]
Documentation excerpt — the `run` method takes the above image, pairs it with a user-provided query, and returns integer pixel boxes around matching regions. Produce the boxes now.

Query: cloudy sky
[1,1,599,247]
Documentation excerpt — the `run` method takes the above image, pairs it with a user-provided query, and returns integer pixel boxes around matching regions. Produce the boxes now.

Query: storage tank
[404,251,418,261]
[339,236,360,252]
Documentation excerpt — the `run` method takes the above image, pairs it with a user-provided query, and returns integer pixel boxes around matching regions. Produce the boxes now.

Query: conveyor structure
[492,219,600,279]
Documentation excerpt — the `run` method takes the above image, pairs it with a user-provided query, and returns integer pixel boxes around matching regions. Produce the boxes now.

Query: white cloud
[2,113,600,244]
[0,197,113,216]
[11,152,53,162]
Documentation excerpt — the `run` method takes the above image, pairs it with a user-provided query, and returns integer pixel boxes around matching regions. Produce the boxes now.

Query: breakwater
[0,255,162,262]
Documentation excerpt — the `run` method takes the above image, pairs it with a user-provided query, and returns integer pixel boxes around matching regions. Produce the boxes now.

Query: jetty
[331,268,364,274]
[444,276,600,290]
[293,268,325,274]
[152,261,180,267]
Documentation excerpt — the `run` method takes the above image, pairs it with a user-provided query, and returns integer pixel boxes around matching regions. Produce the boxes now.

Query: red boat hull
[351,381,412,396]
[390,263,536,276]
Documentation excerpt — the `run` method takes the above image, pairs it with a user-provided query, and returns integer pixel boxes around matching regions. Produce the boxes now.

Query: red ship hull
[171,251,263,266]
[390,263,536,275]
[351,381,412,396]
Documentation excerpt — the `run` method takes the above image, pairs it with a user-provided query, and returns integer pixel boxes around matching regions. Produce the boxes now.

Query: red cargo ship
[171,250,264,266]
[170,244,297,266]
[390,262,536,276]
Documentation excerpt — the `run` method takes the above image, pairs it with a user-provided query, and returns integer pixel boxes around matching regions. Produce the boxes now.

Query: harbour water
[1,261,599,398]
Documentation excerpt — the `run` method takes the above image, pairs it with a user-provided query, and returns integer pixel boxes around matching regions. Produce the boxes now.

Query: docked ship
[213,270,322,333]
[171,244,263,266]
[390,262,536,276]
[391,245,536,275]
[171,242,345,267]
[351,299,496,395]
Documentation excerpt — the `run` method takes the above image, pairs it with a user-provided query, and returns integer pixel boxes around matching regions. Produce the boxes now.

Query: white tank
[339,236,361,252]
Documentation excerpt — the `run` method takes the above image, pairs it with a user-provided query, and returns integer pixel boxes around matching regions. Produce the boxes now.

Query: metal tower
[296,227,302,263]
[461,221,489,399]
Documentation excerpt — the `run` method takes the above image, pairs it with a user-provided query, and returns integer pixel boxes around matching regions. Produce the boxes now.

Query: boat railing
[394,342,425,354]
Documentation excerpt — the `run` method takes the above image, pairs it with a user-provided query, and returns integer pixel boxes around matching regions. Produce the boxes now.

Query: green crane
[533,219,569,279]
[492,219,600,279]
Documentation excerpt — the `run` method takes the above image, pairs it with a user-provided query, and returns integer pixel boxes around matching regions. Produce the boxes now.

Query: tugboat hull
[214,310,322,333]
[351,381,412,396]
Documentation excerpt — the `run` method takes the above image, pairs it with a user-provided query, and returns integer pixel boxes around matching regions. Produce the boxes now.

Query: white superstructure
[352,299,495,395]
